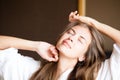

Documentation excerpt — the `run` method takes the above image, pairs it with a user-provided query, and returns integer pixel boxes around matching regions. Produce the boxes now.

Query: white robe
[0,44,120,80]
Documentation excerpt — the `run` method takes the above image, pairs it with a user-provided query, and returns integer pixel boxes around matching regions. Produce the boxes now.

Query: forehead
[72,25,92,41]
[72,25,89,33]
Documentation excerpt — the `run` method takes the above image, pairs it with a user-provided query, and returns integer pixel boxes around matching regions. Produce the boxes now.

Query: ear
[78,56,85,62]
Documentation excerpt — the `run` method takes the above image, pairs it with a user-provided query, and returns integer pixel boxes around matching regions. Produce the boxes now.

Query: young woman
[0,11,120,80]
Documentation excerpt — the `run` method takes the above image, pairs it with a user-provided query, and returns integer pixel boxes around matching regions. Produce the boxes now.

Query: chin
[57,44,70,55]
[56,44,63,52]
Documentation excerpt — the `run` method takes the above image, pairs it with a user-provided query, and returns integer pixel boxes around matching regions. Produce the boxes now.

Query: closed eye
[78,36,86,43]
[80,36,85,40]
[67,29,75,35]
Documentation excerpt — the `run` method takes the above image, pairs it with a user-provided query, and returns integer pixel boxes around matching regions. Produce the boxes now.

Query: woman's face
[56,25,92,60]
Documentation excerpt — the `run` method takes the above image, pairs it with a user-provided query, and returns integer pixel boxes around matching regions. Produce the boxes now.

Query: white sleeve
[109,44,120,79]
[96,44,120,80]
[0,48,40,80]
[110,44,120,63]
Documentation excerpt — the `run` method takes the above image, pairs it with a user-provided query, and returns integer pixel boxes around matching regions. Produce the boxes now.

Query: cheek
[57,34,66,43]
[74,44,88,56]
[56,36,64,46]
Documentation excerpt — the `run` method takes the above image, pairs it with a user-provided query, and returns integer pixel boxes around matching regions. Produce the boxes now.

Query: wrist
[31,41,41,52]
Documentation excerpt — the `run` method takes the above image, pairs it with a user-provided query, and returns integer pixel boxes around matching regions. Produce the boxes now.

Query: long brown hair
[30,21,106,80]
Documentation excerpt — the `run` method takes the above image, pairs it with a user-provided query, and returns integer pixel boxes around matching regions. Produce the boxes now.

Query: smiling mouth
[62,40,71,49]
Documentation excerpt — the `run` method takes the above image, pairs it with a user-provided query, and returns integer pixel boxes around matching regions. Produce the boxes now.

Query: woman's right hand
[69,11,80,22]
[36,41,59,62]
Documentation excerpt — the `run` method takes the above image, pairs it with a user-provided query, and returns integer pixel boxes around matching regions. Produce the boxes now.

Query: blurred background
[0,0,120,59]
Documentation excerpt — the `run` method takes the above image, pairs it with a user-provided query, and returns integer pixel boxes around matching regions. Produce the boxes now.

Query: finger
[77,13,79,17]
[49,47,59,62]
[69,11,73,15]
[49,46,55,51]
[51,51,58,61]
[73,11,78,15]
[54,55,59,61]
[48,56,58,62]
[49,46,58,55]
[52,56,59,62]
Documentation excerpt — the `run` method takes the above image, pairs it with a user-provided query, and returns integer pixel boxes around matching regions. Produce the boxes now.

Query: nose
[68,34,78,42]
[68,37,73,42]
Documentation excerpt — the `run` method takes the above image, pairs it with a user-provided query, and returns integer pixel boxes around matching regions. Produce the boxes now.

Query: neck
[56,55,77,79]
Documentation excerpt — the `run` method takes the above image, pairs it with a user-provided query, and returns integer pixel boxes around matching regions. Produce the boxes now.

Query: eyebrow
[71,28,87,41]
[71,28,76,34]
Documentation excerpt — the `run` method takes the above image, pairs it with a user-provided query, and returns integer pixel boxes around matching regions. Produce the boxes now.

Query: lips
[62,40,71,49]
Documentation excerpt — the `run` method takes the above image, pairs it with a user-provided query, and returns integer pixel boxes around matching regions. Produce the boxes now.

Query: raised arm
[0,35,58,61]
[92,22,120,46]
[69,11,120,46]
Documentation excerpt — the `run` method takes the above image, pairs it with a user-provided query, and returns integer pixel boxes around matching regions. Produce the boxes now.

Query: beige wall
[0,0,77,59]
[1,0,120,59]
[86,0,120,51]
